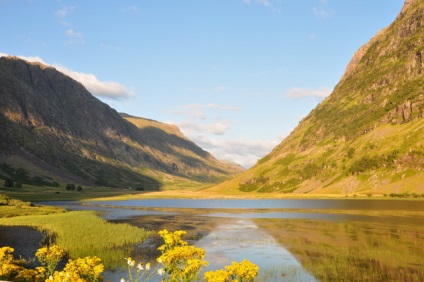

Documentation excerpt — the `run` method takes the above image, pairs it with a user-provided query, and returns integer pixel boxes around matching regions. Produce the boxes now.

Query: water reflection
[196,218,316,281]
[40,201,175,220]
[89,198,424,211]
[42,200,424,281]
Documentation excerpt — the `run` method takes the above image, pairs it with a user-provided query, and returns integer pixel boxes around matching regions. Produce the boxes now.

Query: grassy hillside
[209,0,424,195]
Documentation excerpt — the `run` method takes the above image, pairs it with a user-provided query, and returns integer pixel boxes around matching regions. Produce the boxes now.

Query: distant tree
[135,186,145,191]
[4,178,14,187]
[15,182,23,188]
[77,185,83,192]
[15,168,29,180]
[65,184,76,191]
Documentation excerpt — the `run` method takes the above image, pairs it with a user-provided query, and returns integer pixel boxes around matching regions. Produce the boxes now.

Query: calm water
[87,198,424,211]
[45,199,424,281]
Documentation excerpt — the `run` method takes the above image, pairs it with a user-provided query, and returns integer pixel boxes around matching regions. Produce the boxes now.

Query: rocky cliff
[0,56,242,188]
[211,0,424,194]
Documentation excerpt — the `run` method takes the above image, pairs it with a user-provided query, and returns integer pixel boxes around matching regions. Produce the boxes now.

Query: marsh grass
[256,218,424,281]
[0,193,65,217]
[0,210,154,269]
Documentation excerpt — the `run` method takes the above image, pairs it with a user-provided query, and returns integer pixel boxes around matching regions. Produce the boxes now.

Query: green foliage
[0,163,59,187]
[349,156,381,174]
[3,178,14,187]
[388,192,424,198]
[347,148,355,158]
[239,176,269,192]
[66,184,76,191]
[301,163,321,179]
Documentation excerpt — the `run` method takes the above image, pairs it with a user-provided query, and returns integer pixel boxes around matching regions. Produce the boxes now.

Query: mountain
[211,0,424,195]
[0,56,243,189]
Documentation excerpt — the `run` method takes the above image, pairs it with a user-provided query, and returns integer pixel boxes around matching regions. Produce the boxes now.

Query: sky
[0,0,404,168]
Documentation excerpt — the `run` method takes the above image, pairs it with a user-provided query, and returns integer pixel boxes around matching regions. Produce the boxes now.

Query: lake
[45,198,424,281]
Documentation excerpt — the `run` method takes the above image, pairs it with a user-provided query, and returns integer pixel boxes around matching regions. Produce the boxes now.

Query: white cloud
[313,4,331,20]
[172,113,284,168]
[55,6,75,18]
[54,5,85,45]
[65,28,85,45]
[191,135,281,168]
[0,53,134,100]
[286,87,332,99]
[55,65,134,99]
[175,120,231,136]
[168,103,239,119]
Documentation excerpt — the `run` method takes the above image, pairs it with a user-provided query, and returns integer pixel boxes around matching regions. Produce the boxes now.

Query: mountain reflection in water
[42,199,424,281]
[196,218,316,281]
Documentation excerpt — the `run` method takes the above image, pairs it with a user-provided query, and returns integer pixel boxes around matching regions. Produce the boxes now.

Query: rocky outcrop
[400,0,419,15]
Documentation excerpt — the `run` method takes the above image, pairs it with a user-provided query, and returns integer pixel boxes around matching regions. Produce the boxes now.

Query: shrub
[66,184,76,191]
[157,229,208,282]
[3,178,14,187]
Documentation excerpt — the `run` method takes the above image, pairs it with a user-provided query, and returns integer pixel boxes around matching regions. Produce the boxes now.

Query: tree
[4,178,14,187]
[66,184,76,191]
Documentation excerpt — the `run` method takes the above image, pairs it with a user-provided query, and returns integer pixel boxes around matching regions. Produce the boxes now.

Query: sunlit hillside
[210,0,424,195]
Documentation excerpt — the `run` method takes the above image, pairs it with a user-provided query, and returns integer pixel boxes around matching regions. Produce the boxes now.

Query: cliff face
[0,56,242,188]
[211,0,424,194]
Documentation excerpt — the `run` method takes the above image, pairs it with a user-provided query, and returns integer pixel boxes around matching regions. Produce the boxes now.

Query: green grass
[0,193,154,269]
[0,210,153,269]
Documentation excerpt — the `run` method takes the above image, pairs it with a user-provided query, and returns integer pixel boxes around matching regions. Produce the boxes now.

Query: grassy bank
[0,194,153,269]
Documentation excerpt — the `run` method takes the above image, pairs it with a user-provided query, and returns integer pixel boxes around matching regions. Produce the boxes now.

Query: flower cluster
[203,260,259,282]
[0,245,103,282]
[51,256,104,282]
[36,245,66,277]
[157,229,208,282]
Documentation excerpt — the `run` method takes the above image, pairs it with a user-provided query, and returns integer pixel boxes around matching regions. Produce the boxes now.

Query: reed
[0,210,154,268]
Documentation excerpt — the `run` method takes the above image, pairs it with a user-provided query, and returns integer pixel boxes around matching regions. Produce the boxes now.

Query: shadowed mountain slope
[210,0,424,195]
[0,57,242,189]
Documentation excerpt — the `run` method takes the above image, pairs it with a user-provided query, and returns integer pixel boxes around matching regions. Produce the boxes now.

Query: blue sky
[1,0,404,168]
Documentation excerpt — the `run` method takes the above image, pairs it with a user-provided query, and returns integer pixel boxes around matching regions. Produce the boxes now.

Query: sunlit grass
[0,210,153,269]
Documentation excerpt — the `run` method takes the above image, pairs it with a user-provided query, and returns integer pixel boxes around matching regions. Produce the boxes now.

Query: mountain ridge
[209,0,424,195]
[0,56,242,189]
